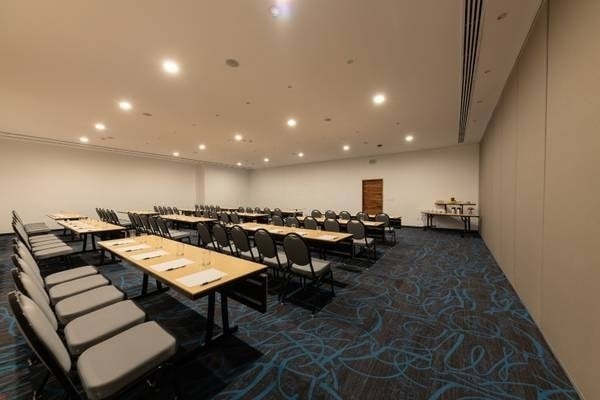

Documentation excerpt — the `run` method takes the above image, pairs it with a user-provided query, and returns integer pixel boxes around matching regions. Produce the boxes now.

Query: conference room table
[55,218,126,252]
[47,212,88,221]
[231,212,270,222]
[118,209,159,216]
[304,216,385,228]
[98,235,268,345]
[178,208,197,216]
[162,214,217,230]
[422,210,479,236]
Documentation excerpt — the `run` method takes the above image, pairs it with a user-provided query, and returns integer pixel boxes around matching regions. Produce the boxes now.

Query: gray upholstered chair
[8,290,176,400]
[282,233,335,313]
[197,223,217,250]
[303,216,318,230]
[375,213,396,244]
[157,218,191,242]
[254,228,287,277]
[212,223,235,255]
[346,220,376,260]
[230,225,257,261]
[272,215,284,226]
[323,218,340,232]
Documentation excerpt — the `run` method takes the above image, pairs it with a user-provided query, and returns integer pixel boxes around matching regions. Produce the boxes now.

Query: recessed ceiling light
[79,136,89,143]
[94,123,106,131]
[264,157,270,162]
[162,59,180,74]
[198,144,206,150]
[287,118,297,127]
[270,6,280,17]
[234,133,243,141]
[226,59,240,68]
[343,145,350,151]
[119,100,132,110]
[172,152,180,157]
[298,152,304,157]
[405,135,414,142]
[372,94,386,105]
[237,162,242,166]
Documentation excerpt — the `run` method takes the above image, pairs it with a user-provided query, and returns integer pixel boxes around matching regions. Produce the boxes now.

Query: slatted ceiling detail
[458,0,484,143]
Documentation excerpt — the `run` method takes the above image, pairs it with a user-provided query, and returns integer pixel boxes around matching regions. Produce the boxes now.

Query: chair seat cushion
[55,285,125,326]
[238,248,256,261]
[34,245,75,259]
[31,240,67,251]
[49,274,109,305]
[352,238,375,246]
[262,251,287,269]
[169,230,190,239]
[291,258,331,277]
[44,266,98,288]
[64,300,146,356]
[29,234,60,243]
[77,321,177,400]
[25,226,51,235]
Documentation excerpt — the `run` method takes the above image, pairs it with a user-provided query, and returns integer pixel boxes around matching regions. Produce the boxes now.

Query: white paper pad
[131,250,168,260]
[108,239,136,246]
[176,268,227,287]
[120,244,150,252]
[150,258,194,272]
[317,234,338,241]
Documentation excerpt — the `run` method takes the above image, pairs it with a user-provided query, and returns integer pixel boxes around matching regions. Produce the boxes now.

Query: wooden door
[362,179,383,214]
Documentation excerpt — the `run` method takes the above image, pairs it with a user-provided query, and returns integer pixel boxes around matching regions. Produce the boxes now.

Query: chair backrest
[197,223,214,248]
[375,213,390,227]
[132,213,144,232]
[339,211,351,220]
[156,218,172,238]
[254,229,277,259]
[263,207,271,216]
[303,217,318,230]
[110,210,121,225]
[209,210,219,219]
[166,207,173,215]
[15,242,42,277]
[273,208,283,217]
[356,211,368,221]
[285,216,300,227]
[12,210,24,224]
[11,269,56,328]
[173,207,179,215]
[8,291,78,397]
[230,226,253,257]
[140,214,152,232]
[238,206,244,212]
[272,215,284,226]
[346,220,366,240]
[323,218,340,232]
[311,209,322,218]
[253,207,261,213]
[243,207,251,213]
[230,213,241,224]
[96,208,103,220]
[149,217,162,235]
[283,234,314,274]
[219,212,230,224]
[324,210,337,219]
[154,206,159,212]
[212,224,231,252]
[12,254,45,288]
[12,223,31,248]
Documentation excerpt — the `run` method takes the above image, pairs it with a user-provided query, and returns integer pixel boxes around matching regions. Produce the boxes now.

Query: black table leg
[82,233,88,252]
[205,292,215,344]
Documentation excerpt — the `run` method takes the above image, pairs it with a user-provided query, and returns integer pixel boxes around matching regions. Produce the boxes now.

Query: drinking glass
[176,243,184,256]
[201,250,211,266]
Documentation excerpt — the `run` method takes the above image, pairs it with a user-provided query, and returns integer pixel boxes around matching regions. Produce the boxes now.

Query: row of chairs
[196,223,335,312]
[9,239,177,399]
[12,211,75,262]
[95,208,132,229]
[194,205,222,212]
[128,213,191,242]
[153,205,180,215]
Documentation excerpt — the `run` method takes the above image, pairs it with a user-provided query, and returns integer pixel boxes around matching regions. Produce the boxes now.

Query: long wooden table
[118,209,159,216]
[161,214,216,224]
[238,222,353,243]
[305,216,385,228]
[56,218,125,251]
[98,235,268,344]
[47,212,87,221]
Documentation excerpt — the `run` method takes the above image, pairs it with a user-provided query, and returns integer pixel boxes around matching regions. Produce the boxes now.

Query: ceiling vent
[458,0,484,143]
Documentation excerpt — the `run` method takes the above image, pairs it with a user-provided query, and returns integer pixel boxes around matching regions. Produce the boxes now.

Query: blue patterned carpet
[0,228,579,399]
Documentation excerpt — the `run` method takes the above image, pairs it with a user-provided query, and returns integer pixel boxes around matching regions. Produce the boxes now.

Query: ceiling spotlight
[198,144,206,150]
[264,157,270,162]
[119,100,132,110]
[79,136,89,143]
[234,133,243,141]
[343,145,350,151]
[172,152,180,157]
[405,135,414,142]
[94,123,105,131]
[237,162,242,166]
[298,152,304,157]
[372,94,386,105]
[162,59,180,74]
[270,6,280,17]
[287,118,297,127]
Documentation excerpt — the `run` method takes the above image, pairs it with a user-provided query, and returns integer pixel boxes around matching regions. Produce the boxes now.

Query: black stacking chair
[303,216,318,230]
[282,233,335,313]
[375,213,396,244]
[212,224,235,255]
[272,215,284,226]
[219,212,231,225]
[285,216,300,227]
[346,220,376,260]
[273,208,283,217]
[323,218,340,232]
[238,206,245,212]
[149,216,161,235]
[173,207,180,215]
[157,218,191,243]
[230,213,241,224]
[254,228,287,282]
[197,223,217,250]
[324,210,337,219]
[254,207,262,214]
[356,211,368,221]
[339,211,351,220]
[245,207,253,213]
[230,225,257,261]
[311,210,322,218]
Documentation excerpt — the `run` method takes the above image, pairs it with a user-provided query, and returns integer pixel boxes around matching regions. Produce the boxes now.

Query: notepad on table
[120,244,150,252]
[176,268,227,287]
[131,250,168,261]
[317,234,338,241]
[150,258,194,272]
[108,239,136,246]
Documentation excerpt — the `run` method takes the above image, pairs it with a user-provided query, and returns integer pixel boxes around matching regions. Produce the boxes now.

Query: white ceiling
[0,0,541,168]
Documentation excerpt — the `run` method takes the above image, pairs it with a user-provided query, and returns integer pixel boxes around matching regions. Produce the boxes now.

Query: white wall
[202,165,251,208]
[249,144,479,227]
[0,138,222,233]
